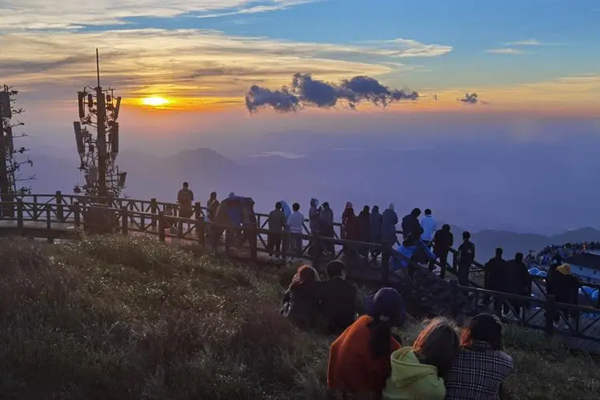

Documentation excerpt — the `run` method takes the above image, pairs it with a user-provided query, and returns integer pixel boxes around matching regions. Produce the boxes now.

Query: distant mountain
[470,227,600,262]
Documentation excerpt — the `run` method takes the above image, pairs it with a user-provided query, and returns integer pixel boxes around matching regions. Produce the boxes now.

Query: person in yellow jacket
[382,318,459,400]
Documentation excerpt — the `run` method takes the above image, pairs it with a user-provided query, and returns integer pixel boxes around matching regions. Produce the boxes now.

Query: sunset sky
[2,0,599,115]
[2,1,600,234]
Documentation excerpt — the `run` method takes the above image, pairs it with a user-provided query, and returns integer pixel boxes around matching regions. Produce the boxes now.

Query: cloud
[251,151,306,159]
[505,39,543,46]
[245,85,300,112]
[485,48,524,55]
[246,73,419,112]
[0,28,451,106]
[0,1,318,31]
[0,29,394,98]
[458,93,478,104]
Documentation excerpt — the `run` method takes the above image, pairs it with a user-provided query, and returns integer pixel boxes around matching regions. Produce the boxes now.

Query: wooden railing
[1,192,599,343]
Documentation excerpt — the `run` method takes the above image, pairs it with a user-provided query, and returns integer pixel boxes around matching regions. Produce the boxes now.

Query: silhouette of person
[177,182,194,218]
[432,224,453,278]
[267,202,286,258]
[401,208,423,246]
[420,208,437,246]
[381,204,399,283]
[206,192,219,222]
[457,231,475,285]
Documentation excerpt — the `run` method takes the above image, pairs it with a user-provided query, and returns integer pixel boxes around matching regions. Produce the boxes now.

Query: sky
[2,0,600,234]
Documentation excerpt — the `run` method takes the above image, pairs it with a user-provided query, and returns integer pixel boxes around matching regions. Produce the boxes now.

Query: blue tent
[391,241,435,271]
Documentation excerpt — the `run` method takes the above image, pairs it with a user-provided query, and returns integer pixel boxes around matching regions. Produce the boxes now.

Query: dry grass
[0,236,597,399]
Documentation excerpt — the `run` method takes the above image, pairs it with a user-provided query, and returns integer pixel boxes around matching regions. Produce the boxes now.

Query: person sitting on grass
[328,287,406,400]
[445,313,513,400]
[382,318,459,400]
[320,260,358,334]
[281,265,320,329]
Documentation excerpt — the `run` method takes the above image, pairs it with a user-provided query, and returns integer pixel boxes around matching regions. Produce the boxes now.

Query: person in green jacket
[382,318,459,400]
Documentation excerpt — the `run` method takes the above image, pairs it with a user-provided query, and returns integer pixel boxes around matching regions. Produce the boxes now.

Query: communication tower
[73,49,126,199]
[0,85,34,216]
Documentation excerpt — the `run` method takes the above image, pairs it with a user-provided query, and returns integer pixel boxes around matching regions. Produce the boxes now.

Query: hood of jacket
[382,348,445,400]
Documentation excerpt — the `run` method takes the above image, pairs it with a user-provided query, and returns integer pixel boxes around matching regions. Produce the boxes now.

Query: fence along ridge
[0,192,599,343]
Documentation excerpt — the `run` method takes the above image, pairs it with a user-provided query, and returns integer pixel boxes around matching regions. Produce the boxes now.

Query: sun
[141,96,170,107]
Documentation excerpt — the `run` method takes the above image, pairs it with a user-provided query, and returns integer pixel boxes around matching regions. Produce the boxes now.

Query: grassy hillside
[0,236,598,399]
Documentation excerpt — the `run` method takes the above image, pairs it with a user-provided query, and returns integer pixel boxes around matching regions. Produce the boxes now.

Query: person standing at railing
[401,208,423,246]
[485,248,507,314]
[341,202,359,256]
[370,205,383,258]
[432,224,453,278]
[505,253,532,317]
[420,208,437,248]
[320,202,335,255]
[267,202,286,258]
[177,182,194,218]
[381,204,399,283]
[287,202,304,258]
[206,192,219,222]
[547,264,579,324]
[457,231,475,286]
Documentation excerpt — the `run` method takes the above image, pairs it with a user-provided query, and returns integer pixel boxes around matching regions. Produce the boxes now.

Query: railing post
[46,204,53,243]
[177,216,184,238]
[74,201,81,227]
[158,212,165,242]
[150,198,158,229]
[195,202,205,247]
[55,191,64,222]
[17,199,23,235]
[121,207,128,235]
[545,294,556,337]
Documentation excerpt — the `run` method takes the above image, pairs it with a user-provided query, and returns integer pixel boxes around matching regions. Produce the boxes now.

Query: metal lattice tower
[73,49,126,199]
[0,85,33,215]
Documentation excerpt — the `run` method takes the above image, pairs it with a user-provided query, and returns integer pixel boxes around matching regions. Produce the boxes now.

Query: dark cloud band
[246,73,418,112]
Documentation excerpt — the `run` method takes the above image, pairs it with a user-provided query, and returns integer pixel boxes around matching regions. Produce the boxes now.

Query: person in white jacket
[287,202,305,257]
[420,209,437,246]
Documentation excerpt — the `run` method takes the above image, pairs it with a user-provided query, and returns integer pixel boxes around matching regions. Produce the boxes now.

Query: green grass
[0,236,598,399]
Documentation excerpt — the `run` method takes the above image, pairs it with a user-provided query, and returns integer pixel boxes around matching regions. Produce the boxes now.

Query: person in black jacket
[401,208,423,246]
[431,224,453,278]
[320,260,359,333]
[457,231,475,285]
[504,253,532,316]
[281,265,321,329]
[547,264,580,322]
[485,248,507,314]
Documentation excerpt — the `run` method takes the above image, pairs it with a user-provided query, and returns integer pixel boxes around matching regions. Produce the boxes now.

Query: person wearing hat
[547,263,579,322]
[327,287,406,399]
[382,318,459,400]
[445,313,513,400]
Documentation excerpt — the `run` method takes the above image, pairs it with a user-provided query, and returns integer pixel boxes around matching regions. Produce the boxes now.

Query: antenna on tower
[96,48,101,88]
[1,84,34,216]
[73,50,126,200]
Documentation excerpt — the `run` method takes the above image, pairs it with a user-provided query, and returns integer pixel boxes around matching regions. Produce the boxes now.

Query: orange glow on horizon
[126,96,243,112]
[140,96,170,107]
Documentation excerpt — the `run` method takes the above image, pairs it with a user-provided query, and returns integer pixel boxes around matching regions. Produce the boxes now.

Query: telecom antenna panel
[0,84,34,216]
[73,49,126,199]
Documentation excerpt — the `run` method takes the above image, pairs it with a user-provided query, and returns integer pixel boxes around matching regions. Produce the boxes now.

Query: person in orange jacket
[328,287,406,399]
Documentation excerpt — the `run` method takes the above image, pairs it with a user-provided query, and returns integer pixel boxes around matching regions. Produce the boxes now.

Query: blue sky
[100,0,600,88]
